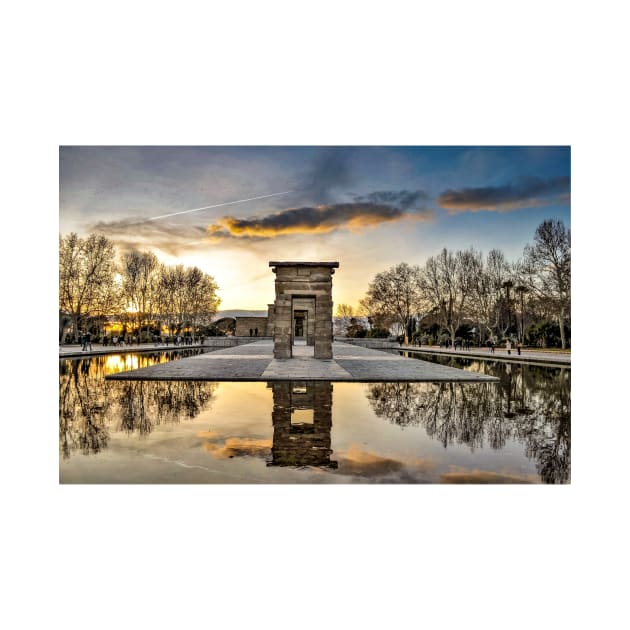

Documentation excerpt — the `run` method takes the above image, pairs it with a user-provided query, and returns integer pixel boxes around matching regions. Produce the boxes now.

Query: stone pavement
[396,344,571,366]
[105,339,498,383]
[59,341,207,358]
[58,338,257,358]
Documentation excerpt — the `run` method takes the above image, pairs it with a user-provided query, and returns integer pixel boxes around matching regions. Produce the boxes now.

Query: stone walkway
[396,345,571,366]
[59,342,208,358]
[105,339,498,383]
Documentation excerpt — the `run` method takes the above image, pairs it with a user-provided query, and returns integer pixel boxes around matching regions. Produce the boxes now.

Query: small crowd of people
[487,339,523,355]
[413,337,525,355]
[74,332,204,351]
[79,331,92,351]
[438,339,474,350]
[102,335,127,347]
[154,335,199,346]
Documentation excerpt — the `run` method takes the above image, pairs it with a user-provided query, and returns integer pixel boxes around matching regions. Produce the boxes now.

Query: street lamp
[440,299,450,347]
[515,285,529,343]
[501,280,514,335]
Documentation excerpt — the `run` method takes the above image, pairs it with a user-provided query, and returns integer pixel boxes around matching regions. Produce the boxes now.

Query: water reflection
[59,351,216,460]
[59,352,570,483]
[267,381,337,468]
[368,359,570,484]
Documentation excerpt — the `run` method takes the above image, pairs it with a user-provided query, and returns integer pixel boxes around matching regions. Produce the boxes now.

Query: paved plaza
[103,339,499,382]
[395,344,571,366]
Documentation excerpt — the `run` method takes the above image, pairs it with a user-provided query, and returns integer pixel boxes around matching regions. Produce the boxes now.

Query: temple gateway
[233,261,339,359]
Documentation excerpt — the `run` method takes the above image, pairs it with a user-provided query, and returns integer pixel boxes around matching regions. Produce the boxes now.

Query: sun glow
[104,354,139,374]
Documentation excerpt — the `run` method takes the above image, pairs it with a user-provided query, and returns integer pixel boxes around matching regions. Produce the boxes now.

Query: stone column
[314,295,333,359]
[266,304,275,337]
[273,295,292,359]
[306,300,315,346]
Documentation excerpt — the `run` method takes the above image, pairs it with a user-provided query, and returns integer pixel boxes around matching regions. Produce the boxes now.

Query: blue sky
[59,146,570,309]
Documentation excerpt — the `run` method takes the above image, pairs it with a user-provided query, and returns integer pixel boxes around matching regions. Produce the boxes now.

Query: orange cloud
[440,467,537,484]
[207,203,433,240]
[202,436,272,459]
[337,444,434,478]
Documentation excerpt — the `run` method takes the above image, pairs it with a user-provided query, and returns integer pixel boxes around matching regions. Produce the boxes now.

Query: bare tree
[183,266,221,340]
[334,303,354,336]
[469,249,512,342]
[519,219,571,348]
[152,263,220,339]
[154,264,178,336]
[421,248,480,345]
[59,233,118,342]
[364,263,427,344]
[357,296,395,333]
[119,250,159,339]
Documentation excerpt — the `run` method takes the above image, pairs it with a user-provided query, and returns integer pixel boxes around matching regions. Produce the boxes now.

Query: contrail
[146,190,292,221]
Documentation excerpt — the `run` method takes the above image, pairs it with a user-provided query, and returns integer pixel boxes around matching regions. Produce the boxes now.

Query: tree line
[59,233,221,343]
[336,219,571,348]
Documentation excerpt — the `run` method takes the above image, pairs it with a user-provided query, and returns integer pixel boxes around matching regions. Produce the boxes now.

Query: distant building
[234,304,275,337]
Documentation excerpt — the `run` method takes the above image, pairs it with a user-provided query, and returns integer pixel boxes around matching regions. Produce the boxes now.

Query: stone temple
[234,261,339,359]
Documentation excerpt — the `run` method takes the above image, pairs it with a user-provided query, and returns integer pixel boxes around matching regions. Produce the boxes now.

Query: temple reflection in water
[267,381,337,468]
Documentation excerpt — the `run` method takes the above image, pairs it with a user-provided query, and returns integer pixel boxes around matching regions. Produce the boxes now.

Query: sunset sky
[59,146,570,310]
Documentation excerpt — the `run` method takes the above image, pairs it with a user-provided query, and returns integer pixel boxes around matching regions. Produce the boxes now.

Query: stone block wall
[234,317,269,337]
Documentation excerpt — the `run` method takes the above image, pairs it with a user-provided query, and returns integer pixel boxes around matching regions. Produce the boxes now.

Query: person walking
[490,340,495,354]
[506,339,512,355]
[85,331,92,351]
[517,340,522,356]
[80,332,87,351]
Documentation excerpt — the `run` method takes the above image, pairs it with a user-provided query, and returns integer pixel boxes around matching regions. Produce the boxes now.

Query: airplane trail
[146,190,293,221]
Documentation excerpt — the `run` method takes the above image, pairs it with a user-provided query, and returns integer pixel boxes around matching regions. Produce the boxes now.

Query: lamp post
[440,299,449,347]
[501,280,514,335]
[515,285,529,343]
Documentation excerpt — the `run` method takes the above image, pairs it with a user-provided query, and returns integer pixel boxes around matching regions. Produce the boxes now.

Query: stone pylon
[269,261,339,359]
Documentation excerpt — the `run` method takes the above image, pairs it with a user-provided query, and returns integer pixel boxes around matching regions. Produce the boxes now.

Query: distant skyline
[59,146,570,309]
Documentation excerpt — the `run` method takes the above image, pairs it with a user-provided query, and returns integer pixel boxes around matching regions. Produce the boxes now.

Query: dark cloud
[354,189,429,208]
[207,202,433,240]
[87,184,435,249]
[296,148,354,204]
[437,176,570,212]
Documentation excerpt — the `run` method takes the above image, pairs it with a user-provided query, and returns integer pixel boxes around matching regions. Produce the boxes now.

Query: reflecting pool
[59,351,570,484]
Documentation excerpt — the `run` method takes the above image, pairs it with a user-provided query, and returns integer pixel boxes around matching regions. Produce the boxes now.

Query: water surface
[59,350,570,483]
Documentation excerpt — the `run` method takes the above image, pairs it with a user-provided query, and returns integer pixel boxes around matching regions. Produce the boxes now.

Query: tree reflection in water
[367,360,570,484]
[59,351,217,460]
